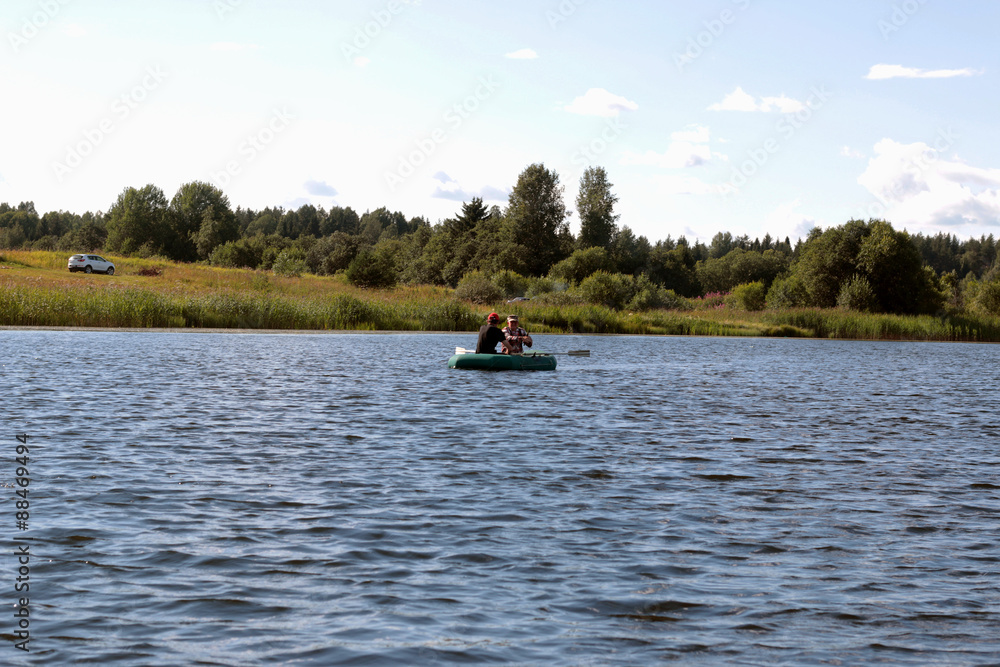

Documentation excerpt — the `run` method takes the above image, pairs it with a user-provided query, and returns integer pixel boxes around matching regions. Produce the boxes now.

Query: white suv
[68,254,115,275]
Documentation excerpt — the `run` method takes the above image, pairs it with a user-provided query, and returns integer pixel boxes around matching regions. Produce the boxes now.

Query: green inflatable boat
[448,351,557,371]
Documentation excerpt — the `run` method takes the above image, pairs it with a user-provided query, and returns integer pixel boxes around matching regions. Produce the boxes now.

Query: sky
[2,0,998,246]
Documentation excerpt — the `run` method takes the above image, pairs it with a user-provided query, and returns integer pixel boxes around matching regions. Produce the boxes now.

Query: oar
[454,347,589,357]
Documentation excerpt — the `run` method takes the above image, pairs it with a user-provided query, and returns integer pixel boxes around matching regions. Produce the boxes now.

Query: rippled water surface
[2,331,999,665]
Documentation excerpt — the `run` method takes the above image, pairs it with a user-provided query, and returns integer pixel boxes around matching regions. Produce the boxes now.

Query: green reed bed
[507,302,774,337]
[0,281,486,332]
[761,309,1000,342]
[0,284,179,328]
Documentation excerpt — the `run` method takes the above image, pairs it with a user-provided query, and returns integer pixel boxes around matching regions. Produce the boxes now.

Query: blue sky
[2,0,997,245]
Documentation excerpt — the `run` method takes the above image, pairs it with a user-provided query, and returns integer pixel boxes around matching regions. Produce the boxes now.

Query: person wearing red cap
[476,312,512,354]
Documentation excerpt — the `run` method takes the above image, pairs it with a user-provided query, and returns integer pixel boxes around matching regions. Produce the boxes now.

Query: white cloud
[765,200,819,241]
[858,138,1000,233]
[841,146,866,159]
[622,144,711,169]
[865,64,980,80]
[621,125,720,169]
[564,88,638,117]
[708,86,805,113]
[505,48,538,60]
[304,180,338,197]
[671,125,710,144]
[431,174,509,202]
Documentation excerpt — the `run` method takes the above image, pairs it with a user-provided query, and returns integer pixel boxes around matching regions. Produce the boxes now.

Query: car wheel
[85,266,92,274]
[106,267,115,276]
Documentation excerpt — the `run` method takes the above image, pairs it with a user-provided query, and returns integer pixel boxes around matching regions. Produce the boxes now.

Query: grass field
[2,250,998,341]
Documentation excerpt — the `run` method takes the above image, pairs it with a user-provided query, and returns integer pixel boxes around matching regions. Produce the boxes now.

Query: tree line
[2,163,999,316]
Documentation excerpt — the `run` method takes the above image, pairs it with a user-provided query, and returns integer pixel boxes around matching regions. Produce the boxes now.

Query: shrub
[625,275,669,311]
[532,291,586,307]
[660,289,692,311]
[455,271,503,304]
[766,274,809,309]
[548,247,614,285]
[970,280,1000,316]
[729,281,767,311]
[272,248,308,277]
[692,291,729,310]
[577,271,633,309]
[345,248,397,288]
[491,270,530,298]
[837,274,878,312]
[526,276,557,297]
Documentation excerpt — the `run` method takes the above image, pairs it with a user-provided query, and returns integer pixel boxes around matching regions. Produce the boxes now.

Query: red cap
[487,312,500,323]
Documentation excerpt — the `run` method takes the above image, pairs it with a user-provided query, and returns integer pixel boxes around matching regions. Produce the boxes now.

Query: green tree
[245,213,279,237]
[576,166,619,250]
[729,281,768,311]
[345,246,397,288]
[105,185,169,255]
[765,274,808,309]
[708,231,737,259]
[577,271,634,309]
[969,279,1000,315]
[649,240,700,297]
[696,248,789,294]
[836,275,878,312]
[793,220,870,307]
[455,270,503,304]
[506,163,571,276]
[855,220,938,314]
[321,206,361,236]
[610,226,651,276]
[468,207,529,278]
[452,197,489,235]
[548,246,614,285]
[297,204,321,238]
[168,181,236,261]
[195,204,241,259]
[791,219,942,314]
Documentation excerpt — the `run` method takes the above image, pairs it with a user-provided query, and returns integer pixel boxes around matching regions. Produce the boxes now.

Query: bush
[345,248,397,288]
[729,281,767,311]
[532,291,586,307]
[272,248,308,277]
[837,274,878,312]
[577,271,633,309]
[526,276,557,297]
[548,247,614,285]
[766,274,809,309]
[491,270,530,298]
[660,289,692,311]
[692,291,729,310]
[624,275,669,311]
[455,271,503,304]
[970,280,1000,316]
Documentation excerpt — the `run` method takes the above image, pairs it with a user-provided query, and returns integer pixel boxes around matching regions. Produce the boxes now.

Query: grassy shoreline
[3,250,999,342]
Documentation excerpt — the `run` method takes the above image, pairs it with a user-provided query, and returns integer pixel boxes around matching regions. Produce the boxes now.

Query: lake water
[2,331,999,665]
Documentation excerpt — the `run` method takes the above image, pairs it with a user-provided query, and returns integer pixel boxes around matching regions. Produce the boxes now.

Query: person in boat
[502,315,532,354]
[476,312,513,354]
